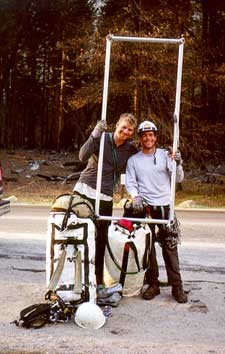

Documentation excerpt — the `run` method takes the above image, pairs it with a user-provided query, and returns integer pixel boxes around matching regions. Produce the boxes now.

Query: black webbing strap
[82,222,90,301]
[119,242,140,287]
[61,194,74,231]
[142,233,151,270]
[107,237,140,273]
[109,132,119,190]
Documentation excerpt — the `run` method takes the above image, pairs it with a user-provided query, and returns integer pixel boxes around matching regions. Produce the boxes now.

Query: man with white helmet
[125,120,187,303]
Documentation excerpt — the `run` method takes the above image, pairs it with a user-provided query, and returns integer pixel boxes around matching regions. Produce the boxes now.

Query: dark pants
[87,197,113,285]
[145,205,182,287]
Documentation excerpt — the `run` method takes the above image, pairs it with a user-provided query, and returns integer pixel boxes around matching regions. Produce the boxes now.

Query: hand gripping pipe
[95,35,185,225]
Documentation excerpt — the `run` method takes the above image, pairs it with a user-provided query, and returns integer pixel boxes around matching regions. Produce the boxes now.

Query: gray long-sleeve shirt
[125,148,184,206]
[77,133,137,197]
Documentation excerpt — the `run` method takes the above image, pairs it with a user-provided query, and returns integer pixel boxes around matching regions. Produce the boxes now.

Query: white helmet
[137,120,157,134]
[74,302,105,329]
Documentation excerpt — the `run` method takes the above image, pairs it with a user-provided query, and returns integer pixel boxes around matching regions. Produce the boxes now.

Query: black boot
[172,285,188,303]
[142,284,160,300]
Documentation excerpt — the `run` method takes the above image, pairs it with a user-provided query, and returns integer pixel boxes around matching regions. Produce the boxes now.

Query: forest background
[0,0,225,207]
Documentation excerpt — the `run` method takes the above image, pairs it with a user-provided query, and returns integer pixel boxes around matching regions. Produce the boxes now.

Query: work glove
[168,147,183,166]
[91,120,107,139]
[132,196,144,213]
[174,151,182,165]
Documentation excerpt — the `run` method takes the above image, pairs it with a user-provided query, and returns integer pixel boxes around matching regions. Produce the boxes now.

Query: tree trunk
[57,43,65,150]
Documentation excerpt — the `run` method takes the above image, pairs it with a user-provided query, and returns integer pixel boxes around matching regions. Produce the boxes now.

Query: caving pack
[46,193,96,305]
[104,200,152,296]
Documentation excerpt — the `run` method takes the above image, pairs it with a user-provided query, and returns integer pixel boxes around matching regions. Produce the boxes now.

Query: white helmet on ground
[137,120,157,134]
[74,302,105,329]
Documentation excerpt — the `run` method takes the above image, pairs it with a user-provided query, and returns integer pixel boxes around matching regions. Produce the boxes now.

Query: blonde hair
[117,113,137,127]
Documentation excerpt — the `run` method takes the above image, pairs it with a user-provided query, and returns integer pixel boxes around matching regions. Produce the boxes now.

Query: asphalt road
[0,204,225,277]
[1,205,225,354]
[1,204,225,239]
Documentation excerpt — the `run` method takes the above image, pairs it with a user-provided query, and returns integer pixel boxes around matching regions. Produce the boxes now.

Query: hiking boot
[142,284,160,300]
[172,285,188,303]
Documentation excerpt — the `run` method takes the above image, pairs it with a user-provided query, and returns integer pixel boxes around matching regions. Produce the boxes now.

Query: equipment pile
[13,193,120,330]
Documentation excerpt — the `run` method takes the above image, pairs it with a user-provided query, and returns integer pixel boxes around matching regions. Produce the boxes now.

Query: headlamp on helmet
[137,121,157,135]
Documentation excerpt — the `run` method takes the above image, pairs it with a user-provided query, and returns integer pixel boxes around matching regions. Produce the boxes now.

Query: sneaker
[142,284,160,300]
[97,292,121,307]
[97,283,123,299]
[102,305,113,318]
[172,285,188,303]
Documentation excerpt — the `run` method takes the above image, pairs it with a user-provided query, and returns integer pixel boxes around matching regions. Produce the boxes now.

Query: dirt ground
[0,149,79,204]
[1,255,225,354]
[1,148,225,208]
[1,149,225,354]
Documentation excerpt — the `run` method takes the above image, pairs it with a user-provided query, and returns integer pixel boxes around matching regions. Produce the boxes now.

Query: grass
[175,179,225,208]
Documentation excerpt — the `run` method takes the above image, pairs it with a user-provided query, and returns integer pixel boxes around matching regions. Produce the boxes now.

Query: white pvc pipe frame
[95,34,185,225]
